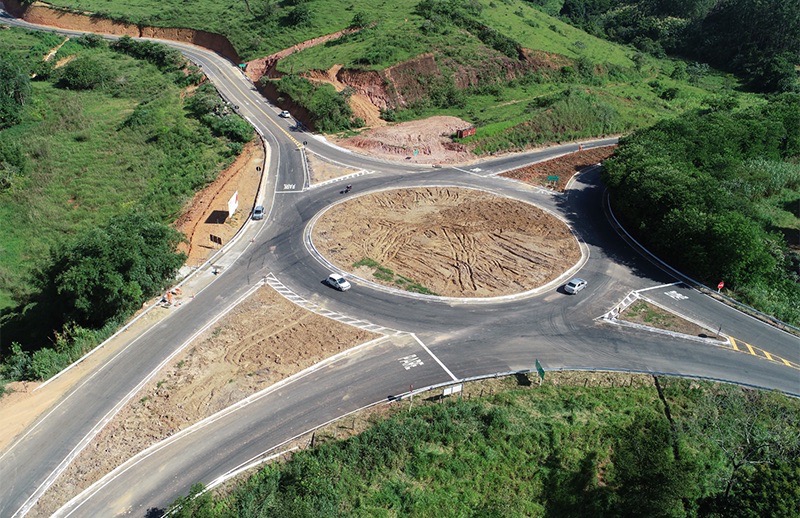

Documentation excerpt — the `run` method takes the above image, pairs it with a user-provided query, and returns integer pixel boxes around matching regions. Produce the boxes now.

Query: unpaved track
[312,187,580,297]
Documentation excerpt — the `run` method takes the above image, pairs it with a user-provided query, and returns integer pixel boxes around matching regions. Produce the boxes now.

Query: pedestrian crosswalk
[264,273,400,335]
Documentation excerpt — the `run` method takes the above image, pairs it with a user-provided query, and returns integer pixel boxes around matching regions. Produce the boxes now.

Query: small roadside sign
[546,175,559,183]
[443,384,463,396]
[535,359,545,380]
[717,281,724,292]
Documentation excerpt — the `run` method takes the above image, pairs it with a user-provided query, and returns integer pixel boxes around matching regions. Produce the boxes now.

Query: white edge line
[35,113,274,393]
[201,448,299,494]
[410,333,458,381]
[13,282,264,518]
[55,334,393,517]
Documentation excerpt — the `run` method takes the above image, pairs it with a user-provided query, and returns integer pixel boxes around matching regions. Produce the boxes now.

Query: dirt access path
[313,187,581,297]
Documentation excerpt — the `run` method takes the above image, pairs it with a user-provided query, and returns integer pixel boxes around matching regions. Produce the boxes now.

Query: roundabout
[308,186,585,300]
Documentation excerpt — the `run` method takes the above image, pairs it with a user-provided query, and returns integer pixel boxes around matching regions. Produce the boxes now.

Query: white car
[564,278,587,294]
[326,273,351,291]
[279,110,291,118]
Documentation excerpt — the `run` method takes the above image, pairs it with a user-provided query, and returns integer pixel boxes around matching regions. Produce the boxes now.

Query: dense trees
[269,75,355,132]
[559,0,800,93]
[603,95,800,324]
[0,31,249,387]
[41,211,185,328]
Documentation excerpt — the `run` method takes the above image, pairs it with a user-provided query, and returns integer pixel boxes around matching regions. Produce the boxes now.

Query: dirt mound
[312,187,580,297]
[335,116,474,165]
[502,146,617,190]
[174,139,264,266]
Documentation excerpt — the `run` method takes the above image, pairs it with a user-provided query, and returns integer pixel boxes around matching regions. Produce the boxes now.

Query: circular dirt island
[311,187,581,298]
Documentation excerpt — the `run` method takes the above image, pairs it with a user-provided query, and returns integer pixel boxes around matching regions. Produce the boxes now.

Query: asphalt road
[0,10,798,517]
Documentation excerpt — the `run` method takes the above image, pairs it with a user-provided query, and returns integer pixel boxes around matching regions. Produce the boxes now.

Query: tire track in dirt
[312,187,580,297]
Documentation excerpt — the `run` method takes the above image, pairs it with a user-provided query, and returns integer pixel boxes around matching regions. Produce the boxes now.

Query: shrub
[57,56,110,90]
[111,35,184,72]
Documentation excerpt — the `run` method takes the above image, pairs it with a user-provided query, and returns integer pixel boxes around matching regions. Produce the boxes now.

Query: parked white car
[326,273,351,291]
[279,110,291,118]
[564,278,587,294]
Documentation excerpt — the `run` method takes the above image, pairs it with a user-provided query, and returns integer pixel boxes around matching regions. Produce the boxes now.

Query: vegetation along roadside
[168,375,800,517]
[0,28,252,392]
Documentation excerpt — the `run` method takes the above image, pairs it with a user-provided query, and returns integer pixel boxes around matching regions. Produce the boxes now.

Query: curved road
[0,10,798,517]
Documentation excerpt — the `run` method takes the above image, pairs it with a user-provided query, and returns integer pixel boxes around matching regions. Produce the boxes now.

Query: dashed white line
[265,273,397,334]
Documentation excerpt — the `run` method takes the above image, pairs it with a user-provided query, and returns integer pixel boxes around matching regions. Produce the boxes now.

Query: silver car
[564,278,587,294]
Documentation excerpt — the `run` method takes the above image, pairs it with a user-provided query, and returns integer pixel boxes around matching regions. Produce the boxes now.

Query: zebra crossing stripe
[263,273,397,335]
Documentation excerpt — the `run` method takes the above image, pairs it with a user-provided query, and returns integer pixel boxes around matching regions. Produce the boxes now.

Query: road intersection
[0,10,798,517]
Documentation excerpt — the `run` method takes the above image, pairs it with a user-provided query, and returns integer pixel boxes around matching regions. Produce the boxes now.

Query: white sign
[443,384,463,396]
[227,191,239,216]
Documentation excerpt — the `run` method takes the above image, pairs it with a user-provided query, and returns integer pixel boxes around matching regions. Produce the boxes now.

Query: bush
[0,58,31,129]
[603,97,800,323]
[275,76,354,132]
[57,56,110,90]
[111,35,184,72]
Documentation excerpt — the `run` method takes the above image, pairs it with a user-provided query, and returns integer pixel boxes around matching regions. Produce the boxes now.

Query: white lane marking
[451,166,485,177]
[12,282,265,518]
[635,281,681,293]
[399,354,424,370]
[665,290,689,300]
[264,273,395,334]
[308,170,374,190]
[410,334,458,381]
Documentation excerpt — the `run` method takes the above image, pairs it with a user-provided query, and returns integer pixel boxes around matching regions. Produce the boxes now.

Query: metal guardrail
[604,191,800,337]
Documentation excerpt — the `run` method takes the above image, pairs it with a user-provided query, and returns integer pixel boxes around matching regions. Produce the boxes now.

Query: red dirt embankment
[1,0,240,62]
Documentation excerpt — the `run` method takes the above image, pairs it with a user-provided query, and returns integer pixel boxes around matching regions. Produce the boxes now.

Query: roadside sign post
[717,281,724,293]
[546,175,559,187]
[534,359,545,384]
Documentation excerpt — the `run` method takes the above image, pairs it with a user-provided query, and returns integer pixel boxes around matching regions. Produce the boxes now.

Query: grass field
[171,375,800,516]
[0,29,238,310]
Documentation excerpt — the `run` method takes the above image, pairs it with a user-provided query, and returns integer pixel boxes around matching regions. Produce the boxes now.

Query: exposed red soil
[334,115,475,164]
[2,0,240,62]
[502,146,617,190]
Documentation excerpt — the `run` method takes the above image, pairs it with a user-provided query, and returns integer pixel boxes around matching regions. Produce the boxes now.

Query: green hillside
[0,28,251,384]
[37,0,761,150]
[170,376,800,517]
